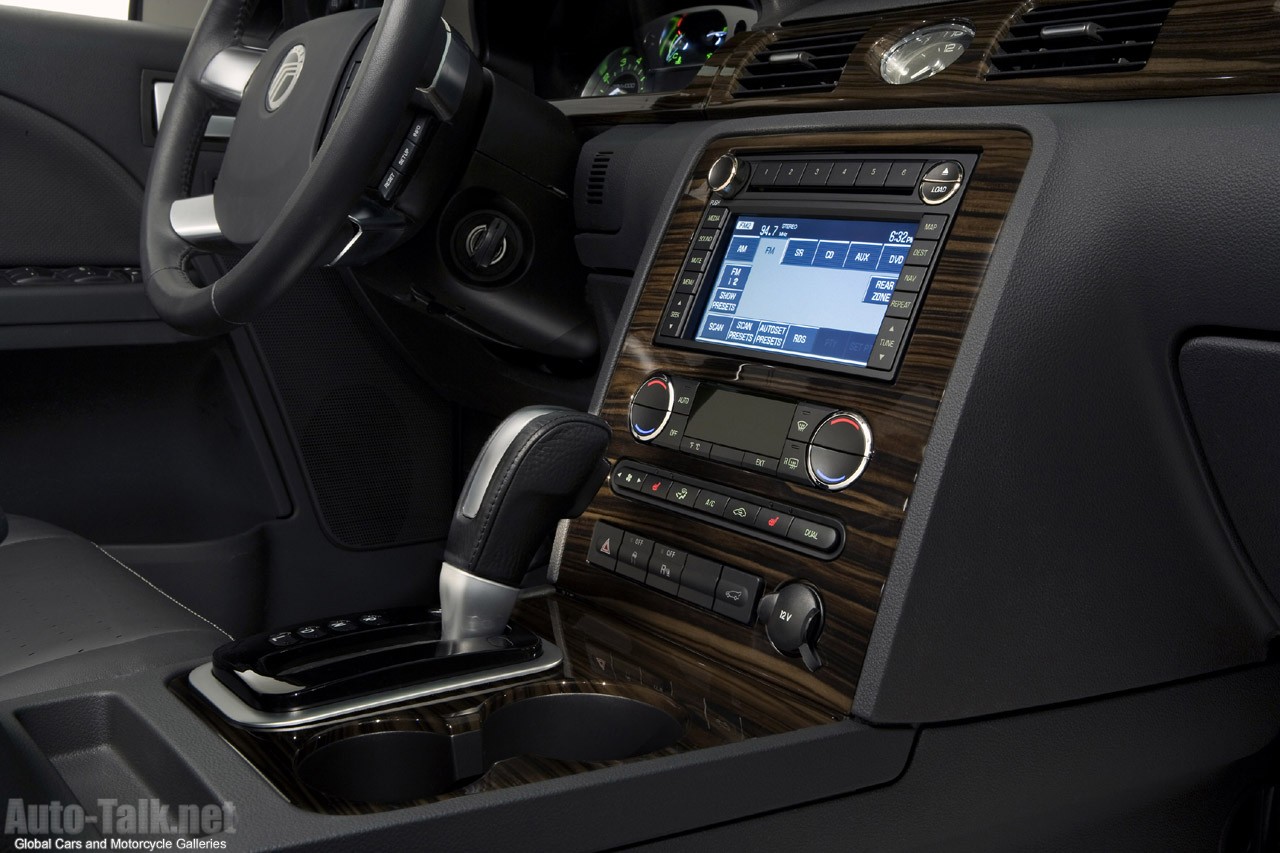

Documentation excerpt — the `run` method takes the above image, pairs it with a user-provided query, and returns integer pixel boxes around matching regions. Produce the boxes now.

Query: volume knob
[708,155,750,199]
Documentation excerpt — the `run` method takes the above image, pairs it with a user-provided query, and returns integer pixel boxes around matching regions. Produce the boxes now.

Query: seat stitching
[92,544,234,640]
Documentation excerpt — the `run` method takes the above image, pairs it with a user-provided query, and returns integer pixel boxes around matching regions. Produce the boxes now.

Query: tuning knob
[708,154,750,198]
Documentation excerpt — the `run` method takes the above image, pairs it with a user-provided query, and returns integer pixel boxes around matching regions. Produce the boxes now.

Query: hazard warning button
[589,521,624,572]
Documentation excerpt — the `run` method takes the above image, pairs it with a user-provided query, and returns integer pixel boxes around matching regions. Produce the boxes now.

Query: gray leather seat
[0,515,229,700]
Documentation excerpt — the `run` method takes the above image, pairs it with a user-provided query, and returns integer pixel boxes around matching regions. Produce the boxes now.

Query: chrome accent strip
[417,21,470,121]
[805,411,873,491]
[328,216,364,266]
[199,46,264,104]
[170,195,222,243]
[188,638,564,730]
[154,82,235,140]
[439,563,521,642]
[459,406,562,519]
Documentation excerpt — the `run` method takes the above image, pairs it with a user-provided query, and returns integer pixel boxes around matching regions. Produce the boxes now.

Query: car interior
[1,0,1279,849]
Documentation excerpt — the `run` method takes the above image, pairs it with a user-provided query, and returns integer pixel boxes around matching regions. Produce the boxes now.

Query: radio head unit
[654,152,978,380]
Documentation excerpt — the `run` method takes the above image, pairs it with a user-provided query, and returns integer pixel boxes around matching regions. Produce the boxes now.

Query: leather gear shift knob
[440,406,609,641]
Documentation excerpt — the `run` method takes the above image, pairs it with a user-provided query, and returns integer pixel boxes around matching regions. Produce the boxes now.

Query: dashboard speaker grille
[986,0,1175,80]
[732,29,865,98]
[250,270,456,549]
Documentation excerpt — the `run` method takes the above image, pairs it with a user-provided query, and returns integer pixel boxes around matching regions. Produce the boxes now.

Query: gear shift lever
[195,406,609,724]
[441,406,610,641]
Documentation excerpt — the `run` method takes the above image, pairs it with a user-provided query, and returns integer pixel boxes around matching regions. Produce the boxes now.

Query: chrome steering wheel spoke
[197,46,264,105]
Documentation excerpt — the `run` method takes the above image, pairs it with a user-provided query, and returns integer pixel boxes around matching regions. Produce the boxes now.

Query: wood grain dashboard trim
[559,129,1033,718]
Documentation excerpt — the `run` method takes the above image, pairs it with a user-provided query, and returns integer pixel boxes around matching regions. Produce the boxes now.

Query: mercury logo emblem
[266,44,306,111]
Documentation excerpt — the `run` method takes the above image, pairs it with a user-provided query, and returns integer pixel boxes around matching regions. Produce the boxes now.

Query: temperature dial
[806,412,872,490]
[629,374,674,442]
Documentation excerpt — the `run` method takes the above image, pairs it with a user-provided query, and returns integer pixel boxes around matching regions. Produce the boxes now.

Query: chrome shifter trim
[439,563,521,642]
[189,637,563,730]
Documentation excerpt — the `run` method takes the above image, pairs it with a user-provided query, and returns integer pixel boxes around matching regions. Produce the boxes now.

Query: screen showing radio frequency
[693,215,918,368]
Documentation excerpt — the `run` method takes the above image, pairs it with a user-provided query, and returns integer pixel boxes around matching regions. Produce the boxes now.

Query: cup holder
[294,683,684,804]
[483,692,684,764]
[296,729,459,804]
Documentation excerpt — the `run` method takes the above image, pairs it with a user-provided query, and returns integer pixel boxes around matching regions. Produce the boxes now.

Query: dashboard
[477,0,758,100]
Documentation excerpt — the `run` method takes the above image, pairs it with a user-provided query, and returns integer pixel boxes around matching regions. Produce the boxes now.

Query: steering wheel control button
[378,167,406,202]
[708,154,750,198]
[268,631,298,647]
[295,625,325,640]
[327,619,357,633]
[588,522,623,572]
[758,582,825,672]
[646,545,687,595]
[407,114,433,145]
[787,519,840,551]
[811,413,871,456]
[713,567,763,624]
[392,140,418,173]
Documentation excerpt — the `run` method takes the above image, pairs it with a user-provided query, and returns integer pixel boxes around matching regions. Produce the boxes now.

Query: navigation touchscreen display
[693,214,918,369]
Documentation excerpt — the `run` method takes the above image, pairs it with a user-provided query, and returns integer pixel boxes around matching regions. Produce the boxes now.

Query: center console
[163,127,1029,816]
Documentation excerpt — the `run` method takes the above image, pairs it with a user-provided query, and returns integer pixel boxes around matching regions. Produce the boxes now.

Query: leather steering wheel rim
[141,0,444,336]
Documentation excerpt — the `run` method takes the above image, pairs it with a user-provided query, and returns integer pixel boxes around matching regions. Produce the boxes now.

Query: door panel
[0,7,190,265]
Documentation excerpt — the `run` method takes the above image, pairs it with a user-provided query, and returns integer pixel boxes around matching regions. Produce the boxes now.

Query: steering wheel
[142,0,446,335]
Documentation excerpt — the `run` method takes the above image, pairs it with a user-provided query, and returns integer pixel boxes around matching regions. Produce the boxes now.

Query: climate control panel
[627,373,873,491]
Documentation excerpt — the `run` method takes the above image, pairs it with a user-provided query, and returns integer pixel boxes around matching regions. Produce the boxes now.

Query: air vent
[586,151,612,205]
[732,30,865,97]
[987,0,1174,80]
